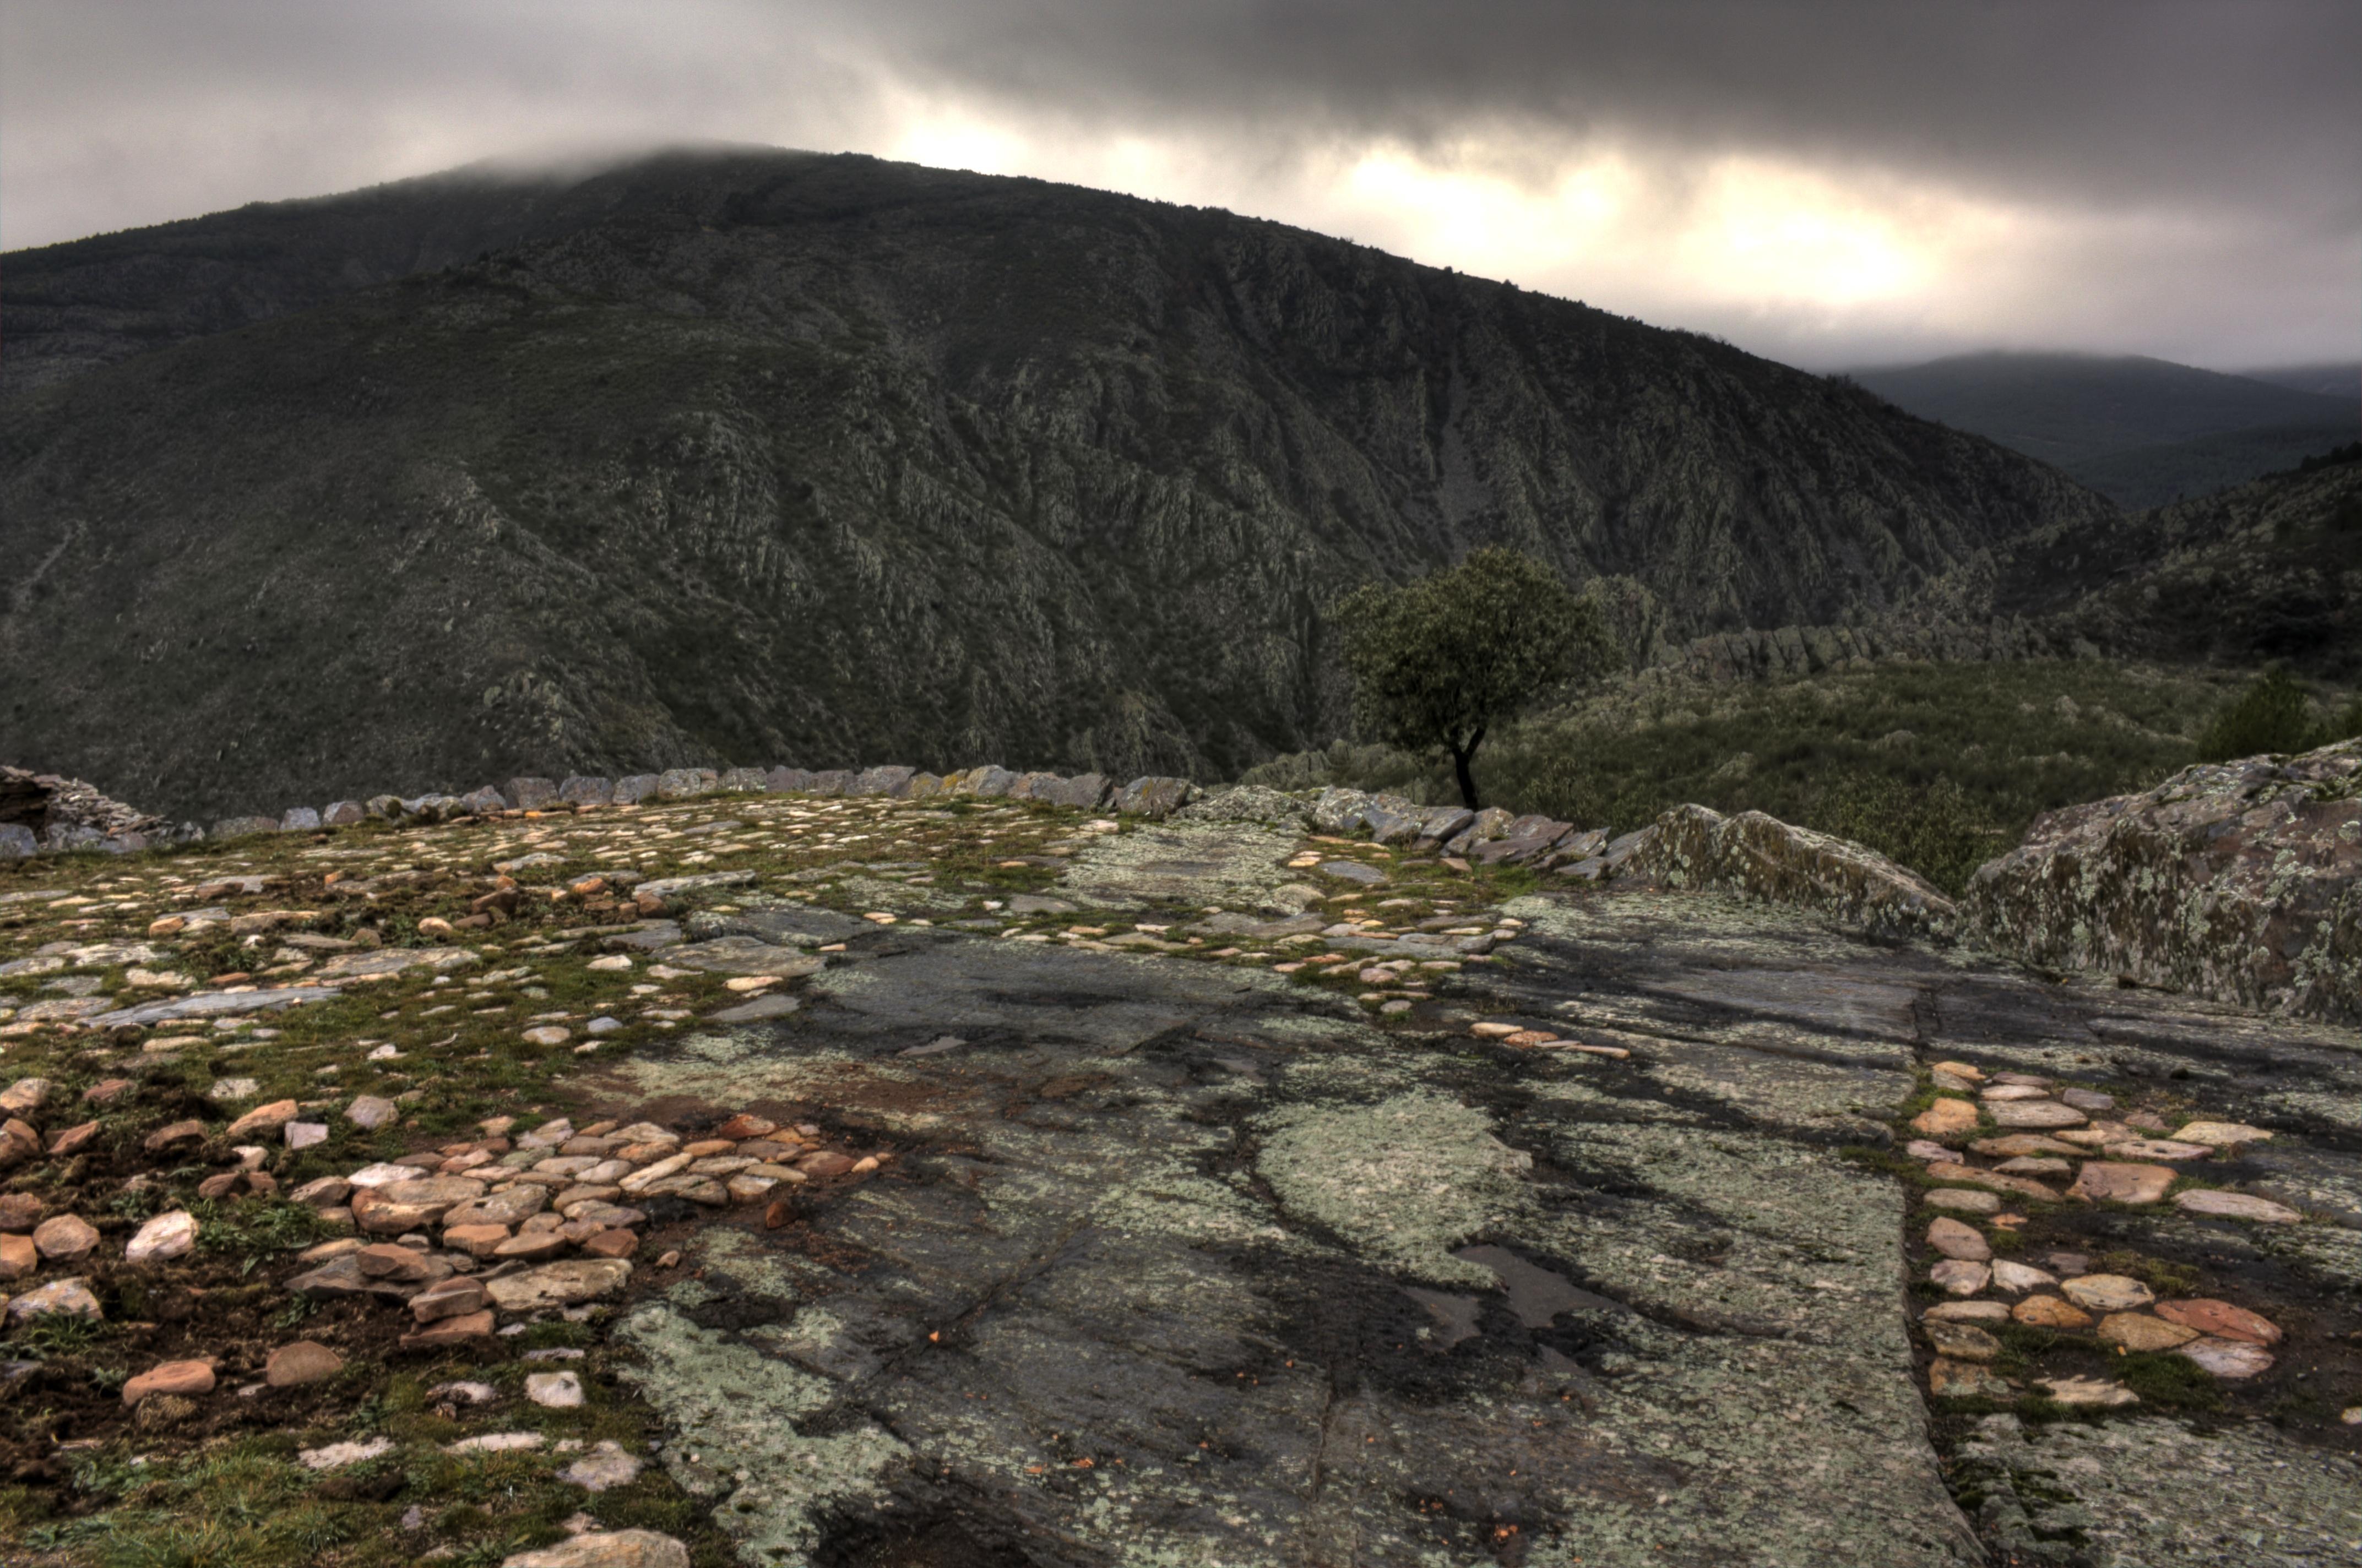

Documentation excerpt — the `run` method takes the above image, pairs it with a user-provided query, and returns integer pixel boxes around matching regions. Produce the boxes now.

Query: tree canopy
[1333,548,1619,809]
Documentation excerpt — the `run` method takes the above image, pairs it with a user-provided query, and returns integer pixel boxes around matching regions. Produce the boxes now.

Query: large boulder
[1964,740,2362,1022]
[1625,803,1957,939]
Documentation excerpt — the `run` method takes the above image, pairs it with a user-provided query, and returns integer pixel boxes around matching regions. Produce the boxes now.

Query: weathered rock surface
[1623,803,1958,938]
[1965,738,2362,1022]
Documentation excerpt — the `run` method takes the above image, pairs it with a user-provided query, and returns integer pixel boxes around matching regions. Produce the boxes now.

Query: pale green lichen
[697,1225,812,1301]
[616,1304,909,1565]
[1255,1090,1532,1285]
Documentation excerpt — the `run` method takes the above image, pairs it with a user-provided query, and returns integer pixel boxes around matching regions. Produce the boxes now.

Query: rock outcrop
[1620,803,1960,939]
[0,765,177,857]
[1964,739,2362,1022]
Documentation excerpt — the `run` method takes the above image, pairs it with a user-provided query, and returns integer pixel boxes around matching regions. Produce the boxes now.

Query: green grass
[2116,1351,2225,1412]
[1244,657,2265,893]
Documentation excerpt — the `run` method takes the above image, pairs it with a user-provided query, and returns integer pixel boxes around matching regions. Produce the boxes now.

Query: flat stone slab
[661,938,824,978]
[88,987,339,1027]
[572,882,2362,1566]
[2171,1189,2303,1223]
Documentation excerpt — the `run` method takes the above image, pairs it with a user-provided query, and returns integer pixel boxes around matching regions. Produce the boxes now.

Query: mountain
[2240,362,2362,402]
[1909,443,2362,678]
[1,146,2117,821]
[1850,351,2357,507]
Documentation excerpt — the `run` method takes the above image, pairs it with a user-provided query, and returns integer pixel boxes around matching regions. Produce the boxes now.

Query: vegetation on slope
[1245,658,2294,894]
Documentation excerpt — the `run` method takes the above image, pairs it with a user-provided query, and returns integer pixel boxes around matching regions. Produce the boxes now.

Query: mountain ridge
[1849,350,2358,507]
[2,147,2119,821]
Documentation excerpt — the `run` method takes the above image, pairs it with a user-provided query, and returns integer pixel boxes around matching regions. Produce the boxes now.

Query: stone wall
[0,762,1212,857]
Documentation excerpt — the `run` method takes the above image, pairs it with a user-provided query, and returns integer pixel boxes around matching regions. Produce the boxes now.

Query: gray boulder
[1626,804,1956,939]
[808,769,853,796]
[1965,739,2362,1022]
[506,777,560,809]
[1005,771,1064,802]
[1174,785,1308,827]
[1115,776,1197,818]
[322,801,367,826]
[457,786,509,816]
[0,824,35,858]
[655,768,717,801]
[1360,797,1430,845]
[763,766,815,793]
[1411,807,1475,849]
[954,765,1019,798]
[365,794,404,820]
[718,767,768,793]
[212,815,279,839]
[1311,787,1375,835]
[611,775,659,805]
[560,776,613,805]
[280,806,322,832]
[1036,773,1112,809]
[853,765,916,797]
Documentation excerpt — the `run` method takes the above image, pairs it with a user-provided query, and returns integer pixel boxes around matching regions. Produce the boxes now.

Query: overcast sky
[4,1,2355,369]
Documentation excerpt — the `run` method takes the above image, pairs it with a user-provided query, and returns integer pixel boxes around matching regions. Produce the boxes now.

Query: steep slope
[1902,445,2362,677]
[1851,351,2357,506]
[1,148,2117,820]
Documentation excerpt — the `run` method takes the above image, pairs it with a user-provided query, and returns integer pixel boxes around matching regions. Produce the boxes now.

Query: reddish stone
[714,1114,778,1141]
[581,1228,638,1259]
[442,1222,511,1259]
[354,1243,438,1282]
[796,1151,855,1179]
[2155,1298,2282,1346]
[0,1233,36,1281]
[143,1119,207,1153]
[0,1193,43,1232]
[82,1079,135,1106]
[265,1340,344,1387]
[492,1231,569,1261]
[0,1119,42,1166]
[123,1359,216,1407]
[46,1121,101,1157]
[197,1172,242,1200]
[409,1277,490,1323]
[400,1309,494,1349]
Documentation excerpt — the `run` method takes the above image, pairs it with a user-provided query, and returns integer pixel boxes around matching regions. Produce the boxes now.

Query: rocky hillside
[2,147,2118,821]
[1906,448,2362,679]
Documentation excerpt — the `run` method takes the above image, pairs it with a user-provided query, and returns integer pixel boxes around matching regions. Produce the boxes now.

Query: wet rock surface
[578,870,2361,1566]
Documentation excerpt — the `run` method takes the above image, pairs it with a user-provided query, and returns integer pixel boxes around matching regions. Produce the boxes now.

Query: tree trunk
[1450,731,1483,810]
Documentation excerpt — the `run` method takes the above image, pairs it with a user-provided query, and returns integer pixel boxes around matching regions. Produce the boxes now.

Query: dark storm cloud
[3,1,2354,367]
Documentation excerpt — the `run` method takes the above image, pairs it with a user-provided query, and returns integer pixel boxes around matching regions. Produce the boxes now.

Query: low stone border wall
[0,764,1209,858]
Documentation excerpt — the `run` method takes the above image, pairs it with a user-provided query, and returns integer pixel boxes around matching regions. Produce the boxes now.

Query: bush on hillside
[2194,666,2362,761]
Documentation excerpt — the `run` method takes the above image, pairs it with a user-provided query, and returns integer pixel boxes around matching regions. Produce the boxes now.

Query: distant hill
[1910,444,2362,678]
[1850,351,2357,508]
[1,147,2116,820]
[2240,362,2362,402]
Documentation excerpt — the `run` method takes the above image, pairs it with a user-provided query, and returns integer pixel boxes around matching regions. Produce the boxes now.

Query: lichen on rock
[1965,738,2362,1021]
[1255,1090,1533,1285]
[1621,803,1958,939]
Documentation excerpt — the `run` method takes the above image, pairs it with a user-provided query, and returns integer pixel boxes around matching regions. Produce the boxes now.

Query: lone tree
[1333,548,1619,810]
